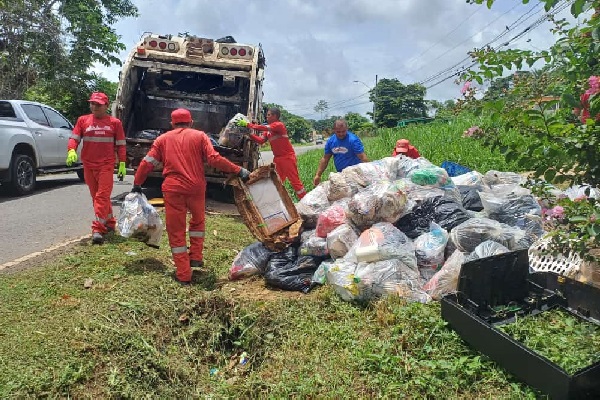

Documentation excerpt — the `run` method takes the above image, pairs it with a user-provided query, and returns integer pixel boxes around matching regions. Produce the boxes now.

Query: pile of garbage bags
[229,153,593,303]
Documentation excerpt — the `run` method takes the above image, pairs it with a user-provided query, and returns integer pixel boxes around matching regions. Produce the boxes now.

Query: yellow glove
[117,162,127,179]
[66,149,78,166]
[236,119,249,128]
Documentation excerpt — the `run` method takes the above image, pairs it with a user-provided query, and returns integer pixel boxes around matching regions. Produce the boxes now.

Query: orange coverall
[246,121,306,199]
[68,114,126,234]
[134,128,242,282]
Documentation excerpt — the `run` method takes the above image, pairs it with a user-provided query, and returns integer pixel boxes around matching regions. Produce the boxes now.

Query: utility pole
[373,74,378,128]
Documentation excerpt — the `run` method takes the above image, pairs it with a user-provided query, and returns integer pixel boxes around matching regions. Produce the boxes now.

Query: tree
[0,0,137,119]
[264,103,313,143]
[344,112,372,133]
[370,78,428,128]
[314,100,329,120]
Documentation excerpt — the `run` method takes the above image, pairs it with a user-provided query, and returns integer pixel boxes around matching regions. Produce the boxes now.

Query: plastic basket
[528,237,582,277]
[441,161,472,177]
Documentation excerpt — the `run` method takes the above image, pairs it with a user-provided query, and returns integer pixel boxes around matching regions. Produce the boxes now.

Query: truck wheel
[76,169,85,182]
[9,154,36,195]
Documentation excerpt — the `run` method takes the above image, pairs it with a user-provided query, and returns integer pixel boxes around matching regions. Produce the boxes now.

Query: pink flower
[590,215,597,223]
[545,205,565,220]
[460,81,472,95]
[587,76,600,95]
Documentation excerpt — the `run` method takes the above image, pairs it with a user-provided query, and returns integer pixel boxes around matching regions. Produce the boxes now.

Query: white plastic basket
[528,237,582,277]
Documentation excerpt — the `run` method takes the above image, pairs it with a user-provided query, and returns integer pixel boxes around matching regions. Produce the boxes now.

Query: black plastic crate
[441,249,600,399]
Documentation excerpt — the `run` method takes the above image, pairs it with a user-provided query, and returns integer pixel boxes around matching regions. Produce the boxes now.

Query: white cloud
[95,0,576,120]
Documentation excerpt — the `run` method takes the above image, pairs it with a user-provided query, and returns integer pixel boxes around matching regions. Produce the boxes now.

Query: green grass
[0,213,543,398]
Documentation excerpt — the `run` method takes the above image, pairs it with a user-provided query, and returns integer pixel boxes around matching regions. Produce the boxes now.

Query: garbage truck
[113,33,265,184]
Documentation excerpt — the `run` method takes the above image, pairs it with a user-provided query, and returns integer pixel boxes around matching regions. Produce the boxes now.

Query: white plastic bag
[117,192,164,248]
[218,113,250,148]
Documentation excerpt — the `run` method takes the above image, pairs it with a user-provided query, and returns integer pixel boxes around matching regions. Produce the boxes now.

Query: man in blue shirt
[313,119,368,186]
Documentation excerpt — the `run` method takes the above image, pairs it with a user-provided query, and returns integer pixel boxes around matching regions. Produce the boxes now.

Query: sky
[95,0,580,120]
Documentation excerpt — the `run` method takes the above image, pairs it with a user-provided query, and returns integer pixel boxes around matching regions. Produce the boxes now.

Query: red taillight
[230,48,238,56]
[149,40,158,47]
[239,48,246,56]
[158,41,167,50]
[137,47,146,55]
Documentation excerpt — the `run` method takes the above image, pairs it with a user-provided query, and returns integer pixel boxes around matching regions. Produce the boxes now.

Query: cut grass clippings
[0,212,542,398]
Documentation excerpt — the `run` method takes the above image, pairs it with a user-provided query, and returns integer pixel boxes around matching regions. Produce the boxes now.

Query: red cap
[395,139,410,152]
[88,92,109,105]
[171,108,192,124]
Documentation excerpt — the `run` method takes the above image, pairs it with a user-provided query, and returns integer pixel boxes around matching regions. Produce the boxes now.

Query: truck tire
[9,154,36,195]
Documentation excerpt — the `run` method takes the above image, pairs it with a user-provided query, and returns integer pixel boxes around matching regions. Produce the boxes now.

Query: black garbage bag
[264,245,325,293]
[394,195,471,239]
[457,185,484,211]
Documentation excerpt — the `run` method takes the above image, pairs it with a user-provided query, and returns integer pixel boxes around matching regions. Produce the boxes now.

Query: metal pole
[373,74,378,128]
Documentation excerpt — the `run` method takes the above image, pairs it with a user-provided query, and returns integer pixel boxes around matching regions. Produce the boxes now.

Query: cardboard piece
[231,164,302,251]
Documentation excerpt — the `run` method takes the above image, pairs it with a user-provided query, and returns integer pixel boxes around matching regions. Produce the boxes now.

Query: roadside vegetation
[0,120,542,398]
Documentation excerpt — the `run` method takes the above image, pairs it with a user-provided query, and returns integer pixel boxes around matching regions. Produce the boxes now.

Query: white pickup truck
[0,100,83,195]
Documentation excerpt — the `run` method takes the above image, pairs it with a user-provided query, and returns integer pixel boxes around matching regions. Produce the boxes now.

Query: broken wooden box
[231,164,302,251]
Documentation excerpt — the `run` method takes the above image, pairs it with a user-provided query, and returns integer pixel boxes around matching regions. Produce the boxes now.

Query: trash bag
[409,166,451,187]
[482,170,524,187]
[342,161,391,187]
[423,249,465,300]
[117,192,164,248]
[299,230,329,257]
[478,187,543,237]
[311,259,334,285]
[295,181,331,229]
[327,223,360,259]
[326,259,359,301]
[447,217,527,254]
[464,240,510,263]
[353,258,421,301]
[347,181,408,229]
[394,195,471,239]
[264,245,324,293]
[441,161,472,177]
[345,222,417,269]
[218,113,249,148]
[456,185,484,211]
[327,172,361,202]
[563,184,600,200]
[385,156,422,179]
[229,242,273,280]
[452,171,483,186]
[315,200,349,238]
[414,222,448,280]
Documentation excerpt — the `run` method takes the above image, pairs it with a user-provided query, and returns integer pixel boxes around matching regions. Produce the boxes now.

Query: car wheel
[76,169,85,182]
[9,154,36,195]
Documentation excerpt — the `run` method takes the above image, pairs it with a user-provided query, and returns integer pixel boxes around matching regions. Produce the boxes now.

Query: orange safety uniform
[134,127,242,283]
[247,121,306,199]
[68,114,126,234]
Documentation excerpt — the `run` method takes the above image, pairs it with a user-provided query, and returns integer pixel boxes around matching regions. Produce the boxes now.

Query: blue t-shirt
[324,131,365,172]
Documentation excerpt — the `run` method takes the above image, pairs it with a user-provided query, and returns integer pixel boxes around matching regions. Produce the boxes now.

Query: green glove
[236,119,249,128]
[66,149,78,166]
[117,162,127,178]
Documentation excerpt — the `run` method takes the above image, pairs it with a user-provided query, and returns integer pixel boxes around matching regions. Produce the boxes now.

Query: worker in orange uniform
[392,139,421,159]
[66,92,127,245]
[133,108,250,285]
[237,107,306,199]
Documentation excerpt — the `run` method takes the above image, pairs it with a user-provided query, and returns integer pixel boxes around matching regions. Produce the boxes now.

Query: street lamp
[353,75,378,127]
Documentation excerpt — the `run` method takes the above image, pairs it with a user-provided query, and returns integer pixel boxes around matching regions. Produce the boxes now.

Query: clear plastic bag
[464,240,510,263]
[315,199,349,238]
[451,171,484,186]
[341,161,391,187]
[311,259,334,285]
[345,222,417,269]
[354,258,421,301]
[229,242,273,280]
[563,184,600,201]
[295,181,331,229]
[347,181,408,229]
[218,113,249,148]
[326,259,359,301]
[327,172,361,201]
[326,223,360,259]
[299,230,329,257]
[482,170,524,187]
[409,166,451,187]
[447,217,526,254]
[117,192,164,248]
[414,222,448,278]
[423,249,466,300]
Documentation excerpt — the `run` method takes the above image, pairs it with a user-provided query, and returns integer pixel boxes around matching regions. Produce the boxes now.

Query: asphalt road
[0,144,324,266]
